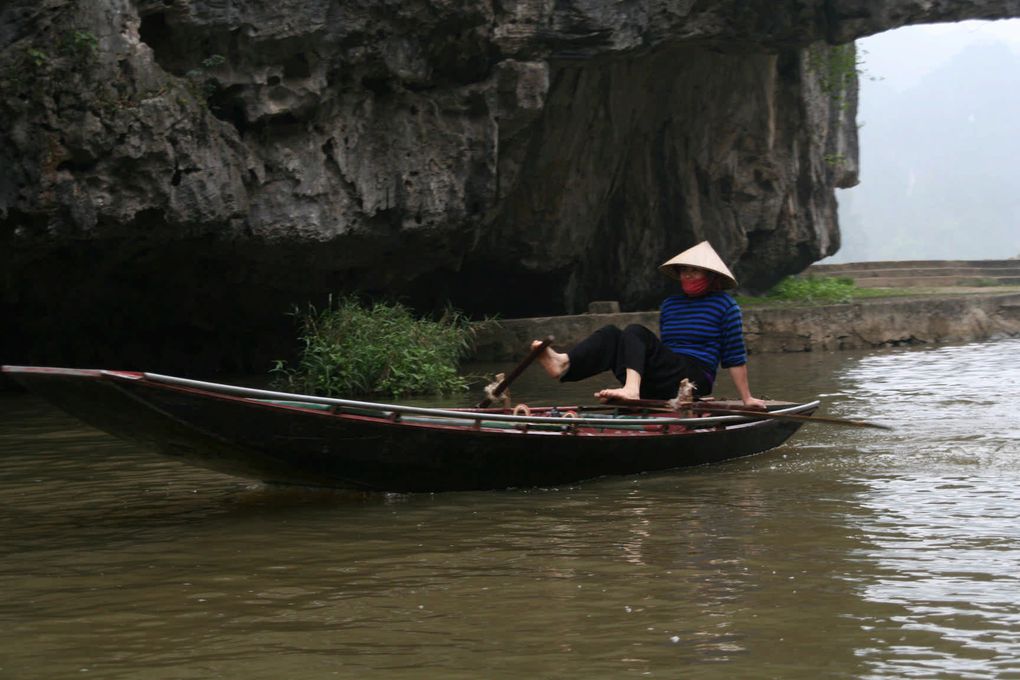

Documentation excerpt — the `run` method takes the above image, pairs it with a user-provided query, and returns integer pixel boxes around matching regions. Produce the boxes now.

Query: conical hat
[659,241,737,289]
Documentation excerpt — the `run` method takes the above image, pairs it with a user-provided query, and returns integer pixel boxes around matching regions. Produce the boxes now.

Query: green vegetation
[806,43,859,108]
[823,152,847,169]
[25,47,49,69]
[60,30,98,61]
[735,275,861,307]
[4,28,99,94]
[21,29,97,71]
[271,297,479,399]
[766,275,856,303]
[185,54,226,99]
[735,275,1020,307]
[963,278,1003,288]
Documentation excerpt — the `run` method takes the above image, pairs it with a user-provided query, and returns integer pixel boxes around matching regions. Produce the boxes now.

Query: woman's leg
[533,325,625,381]
[641,348,715,400]
[535,324,711,401]
[587,325,665,401]
[617,325,716,400]
[535,325,640,382]
[566,324,655,401]
[558,325,625,382]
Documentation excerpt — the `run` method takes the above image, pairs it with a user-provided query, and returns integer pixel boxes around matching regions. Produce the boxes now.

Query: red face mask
[681,276,711,297]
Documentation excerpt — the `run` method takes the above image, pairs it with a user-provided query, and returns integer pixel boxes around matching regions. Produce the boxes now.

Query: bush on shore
[271,297,477,398]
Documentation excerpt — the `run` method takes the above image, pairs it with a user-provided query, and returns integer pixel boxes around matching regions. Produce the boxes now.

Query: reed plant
[272,296,477,398]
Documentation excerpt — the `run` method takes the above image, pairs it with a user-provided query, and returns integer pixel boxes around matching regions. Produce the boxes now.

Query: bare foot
[532,339,569,379]
[594,386,640,403]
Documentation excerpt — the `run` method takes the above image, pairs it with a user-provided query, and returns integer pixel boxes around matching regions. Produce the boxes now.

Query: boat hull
[5,367,815,492]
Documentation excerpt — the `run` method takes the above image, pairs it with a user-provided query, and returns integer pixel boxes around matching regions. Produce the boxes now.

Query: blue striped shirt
[659,292,747,376]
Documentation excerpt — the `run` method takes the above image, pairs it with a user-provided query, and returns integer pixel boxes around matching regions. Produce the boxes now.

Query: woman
[534,241,767,409]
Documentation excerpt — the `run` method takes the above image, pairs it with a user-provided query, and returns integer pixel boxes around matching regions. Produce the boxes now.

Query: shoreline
[470,289,1020,362]
[5,289,1020,393]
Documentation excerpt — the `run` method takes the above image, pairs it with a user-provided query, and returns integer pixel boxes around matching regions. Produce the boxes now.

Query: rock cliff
[2,1,1019,372]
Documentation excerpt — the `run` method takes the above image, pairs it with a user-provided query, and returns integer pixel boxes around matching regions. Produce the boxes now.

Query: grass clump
[272,296,477,399]
[735,275,858,306]
[767,275,857,303]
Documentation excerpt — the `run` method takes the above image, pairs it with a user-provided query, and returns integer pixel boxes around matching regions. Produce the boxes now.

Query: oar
[607,398,892,430]
[476,335,555,408]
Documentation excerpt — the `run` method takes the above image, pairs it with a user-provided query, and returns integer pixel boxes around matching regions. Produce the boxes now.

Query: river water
[2,339,1020,679]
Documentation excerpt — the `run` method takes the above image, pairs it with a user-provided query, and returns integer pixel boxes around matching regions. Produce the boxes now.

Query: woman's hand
[741,396,768,411]
[728,365,767,411]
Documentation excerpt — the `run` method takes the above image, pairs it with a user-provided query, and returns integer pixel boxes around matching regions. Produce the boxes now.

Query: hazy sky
[859,19,1020,91]
[831,19,1020,263]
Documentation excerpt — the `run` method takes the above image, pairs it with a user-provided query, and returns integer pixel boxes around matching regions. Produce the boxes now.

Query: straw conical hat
[659,241,737,289]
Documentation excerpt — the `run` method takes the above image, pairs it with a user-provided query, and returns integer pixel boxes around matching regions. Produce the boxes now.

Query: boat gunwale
[134,371,819,428]
[2,365,820,430]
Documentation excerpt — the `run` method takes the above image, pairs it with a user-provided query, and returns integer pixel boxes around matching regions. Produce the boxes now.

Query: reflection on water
[2,339,1020,678]
[851,473,1020,679]
[834,342,1020,678]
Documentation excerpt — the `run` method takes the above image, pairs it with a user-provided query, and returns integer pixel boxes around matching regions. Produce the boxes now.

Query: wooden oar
[693,403,892,430]
[607,397,892,430]
[476,335,555,408]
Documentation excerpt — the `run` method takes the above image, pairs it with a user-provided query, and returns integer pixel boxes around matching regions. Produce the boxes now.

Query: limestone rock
[2,0,1019,372]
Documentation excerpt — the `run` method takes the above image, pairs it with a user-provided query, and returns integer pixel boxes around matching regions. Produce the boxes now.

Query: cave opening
[282,53,311,79]
[207,85,250,135]
[138,11,176,71]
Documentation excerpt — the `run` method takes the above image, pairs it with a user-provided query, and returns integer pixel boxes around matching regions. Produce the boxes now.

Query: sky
[830,18,1020,262]
[858,19,1020,91]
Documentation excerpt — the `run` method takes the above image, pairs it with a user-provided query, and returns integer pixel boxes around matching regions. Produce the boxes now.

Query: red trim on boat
[100,370,145,380]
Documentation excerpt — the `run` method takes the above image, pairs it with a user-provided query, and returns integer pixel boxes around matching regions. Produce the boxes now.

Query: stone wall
[471,292,1020,361]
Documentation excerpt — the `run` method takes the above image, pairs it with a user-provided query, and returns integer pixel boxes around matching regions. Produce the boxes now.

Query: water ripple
[4,341,1020,678]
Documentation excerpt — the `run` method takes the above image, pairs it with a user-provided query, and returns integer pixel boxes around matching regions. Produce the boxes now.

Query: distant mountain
[833,41,1020,262]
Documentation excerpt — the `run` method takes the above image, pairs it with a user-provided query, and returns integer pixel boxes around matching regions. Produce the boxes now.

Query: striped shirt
[659,292,748,377]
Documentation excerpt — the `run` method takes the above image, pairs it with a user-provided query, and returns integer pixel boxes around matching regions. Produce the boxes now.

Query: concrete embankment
[807,260,1020,288]
[471,291,1020,362]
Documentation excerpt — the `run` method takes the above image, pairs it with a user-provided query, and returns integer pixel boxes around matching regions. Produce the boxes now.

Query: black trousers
[561,324,715,400]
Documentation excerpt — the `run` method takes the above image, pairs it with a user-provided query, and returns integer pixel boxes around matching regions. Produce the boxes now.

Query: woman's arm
[727,364,767,409]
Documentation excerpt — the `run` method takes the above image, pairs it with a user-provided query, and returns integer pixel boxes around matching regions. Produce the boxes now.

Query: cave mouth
[138,11,177,71]
[136,9,213,77]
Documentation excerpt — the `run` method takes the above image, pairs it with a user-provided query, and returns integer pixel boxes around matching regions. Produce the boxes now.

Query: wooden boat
[2,365,818,492]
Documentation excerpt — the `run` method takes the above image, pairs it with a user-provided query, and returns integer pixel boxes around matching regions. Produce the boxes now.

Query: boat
[2,365,819,492]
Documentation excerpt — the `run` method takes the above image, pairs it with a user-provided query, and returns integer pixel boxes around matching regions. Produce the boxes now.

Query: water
[2,340,1020,679]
